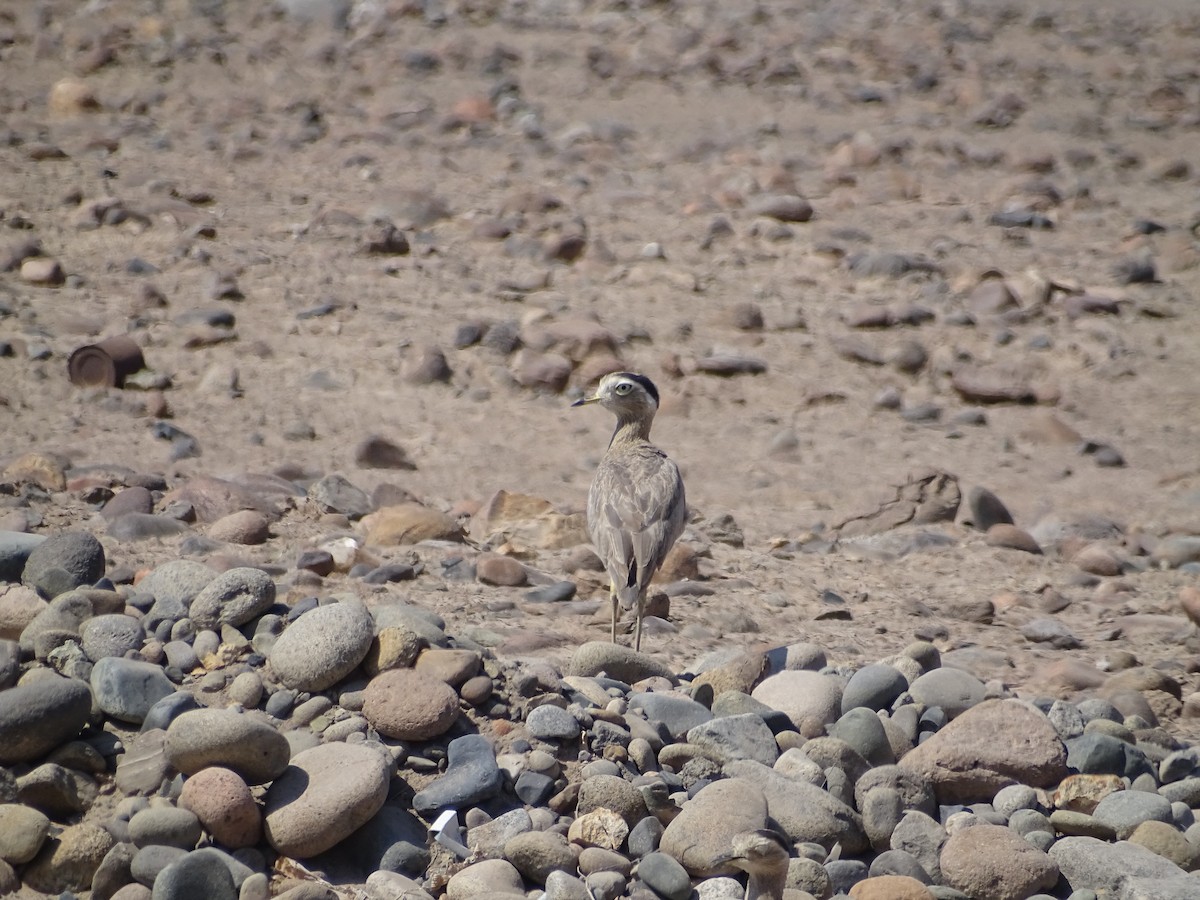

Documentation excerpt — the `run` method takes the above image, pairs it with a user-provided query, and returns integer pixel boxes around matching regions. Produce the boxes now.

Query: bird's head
[711,829,792,876]
[572,371,660,419]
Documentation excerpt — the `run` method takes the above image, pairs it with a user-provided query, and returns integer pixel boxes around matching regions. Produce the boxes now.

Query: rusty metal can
[67,335,146,388]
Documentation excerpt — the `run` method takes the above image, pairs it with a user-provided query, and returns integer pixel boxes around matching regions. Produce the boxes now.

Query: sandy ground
[3,0,1200,739]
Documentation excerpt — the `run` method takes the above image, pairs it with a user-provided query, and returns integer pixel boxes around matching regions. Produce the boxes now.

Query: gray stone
[967,486,1014,531]
[724,759,867,854]
[686,713,778,766]
[503,830,575,885]
[308,474,372,520]
[908,668,986,719]
[567,642,673,682]
[412,734,503,815]
[869,849,931,882]
[189,568,276,630]
[0,803,51,864]
[1091,790,1173,839]
[80,614,146,661]
[1050,835,1197,900]
[0,531,46,581]
[0,675,92,764]
[577,774,646,827]
[150,847,238,900]
[639,851,692,900]
[107,514,191,541]
[842,664,909,713]
[269,601,375,691]
[891,810,947,881]
[468,809,533,859]
[660,778,768,876]
[751,670,843,731]
[136,560,218,608]
[22,531,106,599]
[165,708,291,784]
[630,692,713,740]
[91,657,176,724]
[830,708,896,766]
[526,704,581,741]
[128,807,203,851]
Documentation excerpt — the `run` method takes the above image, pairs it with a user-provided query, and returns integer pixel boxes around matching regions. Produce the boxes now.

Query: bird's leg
[634,594,643,652]
[610,582,618,644]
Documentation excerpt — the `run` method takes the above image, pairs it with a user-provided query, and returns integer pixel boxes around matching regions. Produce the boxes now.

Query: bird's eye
[614,382,632,395]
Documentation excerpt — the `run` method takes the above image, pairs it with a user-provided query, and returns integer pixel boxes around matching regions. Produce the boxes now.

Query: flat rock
[263,742,391,859]
[566,642,673,682]
[630,691,713,740]
[412,734,503,815]
[136,560,217,608]
[269,600,375,691]
[898,699,1068,803]
[1050,835,1197,899]
[685,713,779,766]
[360,504,464,545]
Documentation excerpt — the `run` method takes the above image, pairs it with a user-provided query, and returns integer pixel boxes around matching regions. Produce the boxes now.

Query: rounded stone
[639,851,692,900]
[908,669,987,719]
[207,511,271,545]
[446,858,525,900]
[504,830,576,884]
[0,674,92,764]
[752,670,843,730]
[842,664,909,714]
[22,531,106,599]
[179,766,262,849]
[22,822,115,893]
[940,823,1058,900]
[128,806,203,850]
[0,803,50,864]
[189,567,276,630]
[90,656,176,724]
[165,708,291,785]
[264,742,391,859]
[362,668,460,741]
[269,601,375,692]
[80,613,146,661]
[148,846,237,900]
[136,560,217,608]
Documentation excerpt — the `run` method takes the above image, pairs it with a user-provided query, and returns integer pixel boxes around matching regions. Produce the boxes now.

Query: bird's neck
[746,870,786,900]
[609,416,653,447]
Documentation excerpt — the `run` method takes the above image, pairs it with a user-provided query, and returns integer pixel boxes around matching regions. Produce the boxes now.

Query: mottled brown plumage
[713,830,791,900]
[573,372,687,651]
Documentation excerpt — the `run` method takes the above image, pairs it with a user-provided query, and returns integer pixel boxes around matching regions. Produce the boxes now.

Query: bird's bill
[571,394,600,407]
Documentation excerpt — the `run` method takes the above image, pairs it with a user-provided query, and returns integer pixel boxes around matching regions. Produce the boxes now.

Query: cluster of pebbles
[1,526,1199,900]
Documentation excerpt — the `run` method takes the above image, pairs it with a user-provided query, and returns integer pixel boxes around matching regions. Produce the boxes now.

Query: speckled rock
[661,778,769,876]
[362,668,459,740]
[178,766,261,849]
[22,822,115,893]
[188,567,276,629]
[269,601,375,691]
[21,531,106,599]
[939,823,1058,900]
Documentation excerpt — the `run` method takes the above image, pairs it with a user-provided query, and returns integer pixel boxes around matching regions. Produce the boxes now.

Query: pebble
[939,823,1059,900]
[412,734,503,815]
[178,766,261,848]
[90,656,176,724]
[189,567,276,630]
[527,704,582,741]
[752,670,843,731]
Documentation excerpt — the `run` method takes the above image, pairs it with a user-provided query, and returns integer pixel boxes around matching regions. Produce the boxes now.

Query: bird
[572,371,687,651]
[712,829,791,900]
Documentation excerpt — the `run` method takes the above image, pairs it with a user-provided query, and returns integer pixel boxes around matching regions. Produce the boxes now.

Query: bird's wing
[590,446,687,609]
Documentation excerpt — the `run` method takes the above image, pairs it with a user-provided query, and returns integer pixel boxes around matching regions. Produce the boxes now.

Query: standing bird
[712,830,791,900]
[572,372,687,651]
